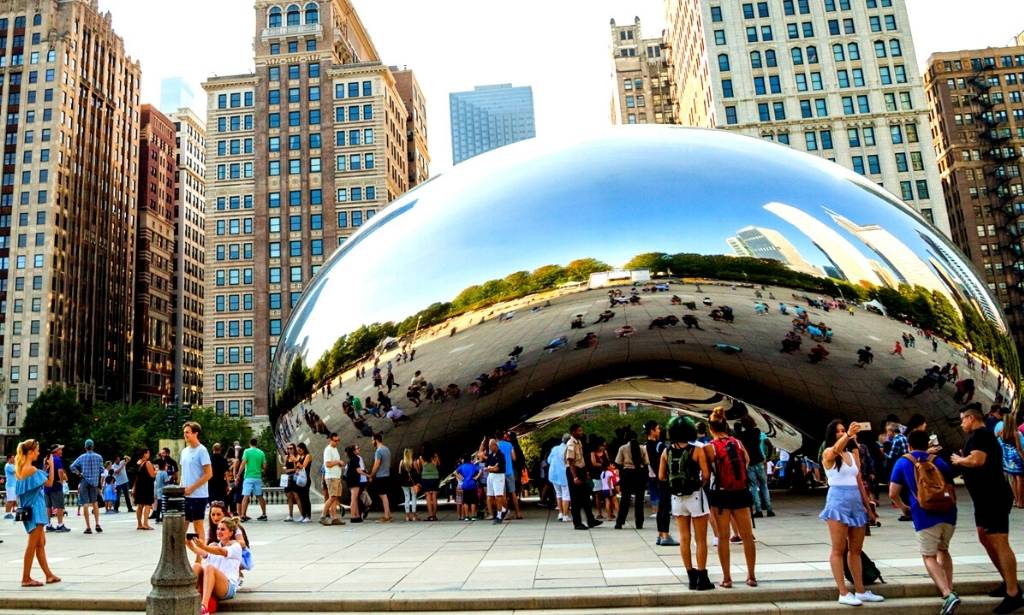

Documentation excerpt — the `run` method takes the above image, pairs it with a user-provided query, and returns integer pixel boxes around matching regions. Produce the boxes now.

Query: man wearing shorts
[456,456,481,521]
[321,433,345,525]
[485,439,507,524]
[45,444,70,532]
[498,432,521,520]
[547,434,571,522]
[952,406,1023,614]
[369,433,393,523]
[180,421,213,540]
[237,438,267,522]
[70,439,105,534]
[890,430,959,615]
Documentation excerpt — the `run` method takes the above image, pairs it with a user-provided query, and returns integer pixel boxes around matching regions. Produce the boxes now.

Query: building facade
[449,84,535,164]
[924,46,1024,345]
[160,77,195,114]
[170,108,206,407]
[664,0,948,236]
[0,0,141,444]
[133,105,177,404]
[609,17,675,125]
[202,0,426,420]
[393,68,429,186]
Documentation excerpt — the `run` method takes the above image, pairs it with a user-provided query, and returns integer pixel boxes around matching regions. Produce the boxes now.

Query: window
[718,54,730,71]
[806,45,818,63]
[743,3,755,19]
[852,68,864,86]
[810,72,822,90]
[337,211,348,228]
[894,65,906,83]
[750,51,762,69]
[725,106,737,124]
[870,16,881,32]
[833,44,845,62]
[915,180,929,199]
[761,25,773,41]
[889,39,902,57]
[792,47,804,65]
[857,95,870,113]
[795,74,808,92]
[805,131,818,151]
[802,22,813,37]
[874,40,886,58]
[820,130,833,150]
[843,18,855,34]
[880,66,892,85]
[863,127,875,145]
[884,14,896,30]
[837,70,850,88]
[815,98,828,116]
[747,26,758,42]
[848,128,861,147]
[900,181,914,200]
[715,30,726,45]
[758,103,770,121]
[772,101,786,120]
[828,19,840,36]
[711,6,722,22]
[800,99,813,118]
[867,155,880,174]
[848,42,860,60]
[895,152,908,172]
[722,79,734,98]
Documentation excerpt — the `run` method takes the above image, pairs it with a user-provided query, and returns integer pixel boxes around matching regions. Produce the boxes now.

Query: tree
[256,426,279,479]
[564,258,611,281]
[20,387,86,457]
[190,408,253,453]
[624,252,668,272]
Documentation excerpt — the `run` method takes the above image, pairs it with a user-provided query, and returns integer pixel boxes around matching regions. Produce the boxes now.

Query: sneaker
[84,528,93,534]
[331,518,345,526]
[299,517,310,524]
[588,519,603,529]
[660,536,679,546]
[897,514,912,522]
[493,516,502,525]
[837,593,863,607]
[940,592,961,615]
[45,525,56,532]
[283,517,294,522]
[257,515,268,522]
[752,511,764,519]
[995,591,1024,614]
[3,513,13,519]
[319,517,332,526]
[95,525,103,533]
[350,517,363,523]
[57,525,71,533]
[766,510,776,518]
[991,583,1009,598]
[854,591,884,603]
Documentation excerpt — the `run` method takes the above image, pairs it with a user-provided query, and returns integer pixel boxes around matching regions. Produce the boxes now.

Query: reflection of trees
[271,258,613,423]
[666,253,862,299]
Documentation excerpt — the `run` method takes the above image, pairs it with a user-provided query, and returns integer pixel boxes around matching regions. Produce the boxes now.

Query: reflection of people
[544,336,568,352]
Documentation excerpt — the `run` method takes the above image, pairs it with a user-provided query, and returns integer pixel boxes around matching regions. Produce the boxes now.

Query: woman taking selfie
[187,517,244,615]
[15,439,60,587]
[819,420,884,607]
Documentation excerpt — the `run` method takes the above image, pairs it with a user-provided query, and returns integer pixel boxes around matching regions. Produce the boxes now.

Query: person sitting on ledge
[187,517,244,615]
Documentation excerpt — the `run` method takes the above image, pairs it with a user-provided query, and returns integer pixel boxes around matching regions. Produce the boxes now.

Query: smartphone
[185,532,198,541]
[854,421,872,432]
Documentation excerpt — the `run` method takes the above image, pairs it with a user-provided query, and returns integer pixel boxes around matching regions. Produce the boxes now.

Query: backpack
[844,550,884,585]
[711,437,747,491]
[668,447,701,496]
[902,453,955,512]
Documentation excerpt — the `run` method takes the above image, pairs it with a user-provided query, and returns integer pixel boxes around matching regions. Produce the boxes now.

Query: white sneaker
[712,536,719,547]
[838,593,863,607]
[854,591,884,603]
[557,514,564,521]
[299,517,310,524]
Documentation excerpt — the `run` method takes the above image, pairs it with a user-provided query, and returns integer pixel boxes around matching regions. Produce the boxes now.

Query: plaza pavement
[1,489,1023,613]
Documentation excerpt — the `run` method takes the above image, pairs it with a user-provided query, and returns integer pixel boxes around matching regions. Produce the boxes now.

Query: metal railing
[1,485,293,507]
[261,23,322,41]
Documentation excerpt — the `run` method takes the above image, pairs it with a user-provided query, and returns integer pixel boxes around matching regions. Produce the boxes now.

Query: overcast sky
[98,0,1024,172]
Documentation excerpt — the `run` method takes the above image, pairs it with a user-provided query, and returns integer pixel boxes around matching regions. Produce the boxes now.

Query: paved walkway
[1,489,1022,604]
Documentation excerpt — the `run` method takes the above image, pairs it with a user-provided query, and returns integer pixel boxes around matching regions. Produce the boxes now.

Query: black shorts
[462,488,478,505]
[184,497,208,522]
[372,475,392,496]
[975,491,1011,534]
[708,488,753,511]
[46,490,65,510]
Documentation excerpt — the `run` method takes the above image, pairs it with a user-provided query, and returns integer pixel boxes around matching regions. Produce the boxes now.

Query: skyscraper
[202,0,428,421]
[0,0,141,445]
[393,68,430,187]
[169,108,207,408]
[728,225,821,276]
[160,77,195,114]
[134,106,178,404]
[450,84,535,164]
[609,17,675,125]
[663,0,948,235]
[924,44,1024,346]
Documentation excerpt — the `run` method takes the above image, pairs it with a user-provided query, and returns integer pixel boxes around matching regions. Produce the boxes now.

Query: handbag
[278,474,290,488]
[295,469,308,487]
[14,506,28,522]
[360,488,372,508]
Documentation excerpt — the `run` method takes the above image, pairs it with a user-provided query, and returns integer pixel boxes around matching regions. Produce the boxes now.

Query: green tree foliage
[18,387,85,454]
[563,258,612,281]
[624,252,669,272]
[256,426,278,478]
[518,407,671,469]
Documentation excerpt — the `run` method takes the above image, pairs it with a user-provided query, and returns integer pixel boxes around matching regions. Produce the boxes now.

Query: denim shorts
[242,478,263,497]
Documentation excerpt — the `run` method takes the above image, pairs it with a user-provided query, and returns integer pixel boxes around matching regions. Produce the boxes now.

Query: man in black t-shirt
[951,406,1022,612]
[739,415,773,518]
[644,420,677,547]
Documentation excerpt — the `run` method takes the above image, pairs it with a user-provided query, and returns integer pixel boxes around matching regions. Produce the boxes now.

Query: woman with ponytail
[705,407,757,588]
[15,439,60,587]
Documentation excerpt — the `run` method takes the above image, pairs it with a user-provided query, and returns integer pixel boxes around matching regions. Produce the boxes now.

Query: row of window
[8,365,39,383]
[213,372,254,391]
[268,63,319,82]
[269,239,325,258]
[266,3,319,28]
[268,266,318,286]
[216,138,253,156]
[214,218,254,236]
[213,399,254,418]
[215,195,254,211]
[214,347,254,364]
[216,115,253,133]
[269,190,322,208]
[214,269,254,286]
[215,243,253,261]
[713,0,893,21]
[214,294,253,312]
[214,320,254,338]
[215,162,254,180]
[216,92,254,109]
[269,39,317,55]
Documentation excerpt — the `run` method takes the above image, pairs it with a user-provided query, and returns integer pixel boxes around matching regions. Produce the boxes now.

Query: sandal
[720,580,733,588]
[746,578,758,587]
[21,579,43,587]
[46,576,61,584]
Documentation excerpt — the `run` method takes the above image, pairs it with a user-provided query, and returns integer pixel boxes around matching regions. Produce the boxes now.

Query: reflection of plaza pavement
[281,283,1004,474]
[1,494,1022,607]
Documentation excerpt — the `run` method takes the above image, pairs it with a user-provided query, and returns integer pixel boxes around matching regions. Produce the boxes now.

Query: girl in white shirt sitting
[187,517,244,615]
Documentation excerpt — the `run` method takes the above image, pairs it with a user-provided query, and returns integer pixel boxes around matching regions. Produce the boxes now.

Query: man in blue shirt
[498,432,521,519]
[44,444,69,532]
[69,439,104,534]
[455,456,481,521]
[889,430,959,615]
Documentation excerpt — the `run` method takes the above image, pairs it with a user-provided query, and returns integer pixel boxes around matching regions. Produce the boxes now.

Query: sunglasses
[209,500,226,508]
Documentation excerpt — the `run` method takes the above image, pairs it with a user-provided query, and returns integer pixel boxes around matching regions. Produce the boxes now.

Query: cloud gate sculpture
[271,126,1018,474]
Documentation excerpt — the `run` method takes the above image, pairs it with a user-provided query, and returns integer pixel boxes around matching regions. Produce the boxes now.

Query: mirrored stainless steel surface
[271,126,1018,464]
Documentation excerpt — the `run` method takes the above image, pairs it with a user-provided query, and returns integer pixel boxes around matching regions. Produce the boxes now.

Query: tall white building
[664,0,948,235]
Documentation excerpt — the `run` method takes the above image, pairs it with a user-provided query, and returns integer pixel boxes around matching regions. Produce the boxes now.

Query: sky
[97,0,1024,172]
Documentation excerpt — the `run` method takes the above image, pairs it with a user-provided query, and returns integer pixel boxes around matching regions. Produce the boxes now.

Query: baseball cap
[49,443,63,453]
[84,438,94,449]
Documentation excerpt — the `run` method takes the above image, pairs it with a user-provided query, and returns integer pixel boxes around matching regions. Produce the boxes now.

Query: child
[103,473,116,513]
[153,459,169,523]
[600,462,618,519]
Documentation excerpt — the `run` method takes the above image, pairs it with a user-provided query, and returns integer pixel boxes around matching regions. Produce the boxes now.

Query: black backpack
[668,446,701,496]
[844,550,884,585]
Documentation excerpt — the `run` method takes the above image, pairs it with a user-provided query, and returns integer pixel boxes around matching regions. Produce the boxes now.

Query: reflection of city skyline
[727,226,822,277]
[763,201,883,286]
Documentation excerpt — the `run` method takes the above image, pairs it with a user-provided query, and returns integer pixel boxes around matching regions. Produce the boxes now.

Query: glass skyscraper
[449,84,536,164]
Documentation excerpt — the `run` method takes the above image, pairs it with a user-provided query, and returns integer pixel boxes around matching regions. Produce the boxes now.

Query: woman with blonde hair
[399,448,420,521]
[187,517,244,615]
[15,439,60,586]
